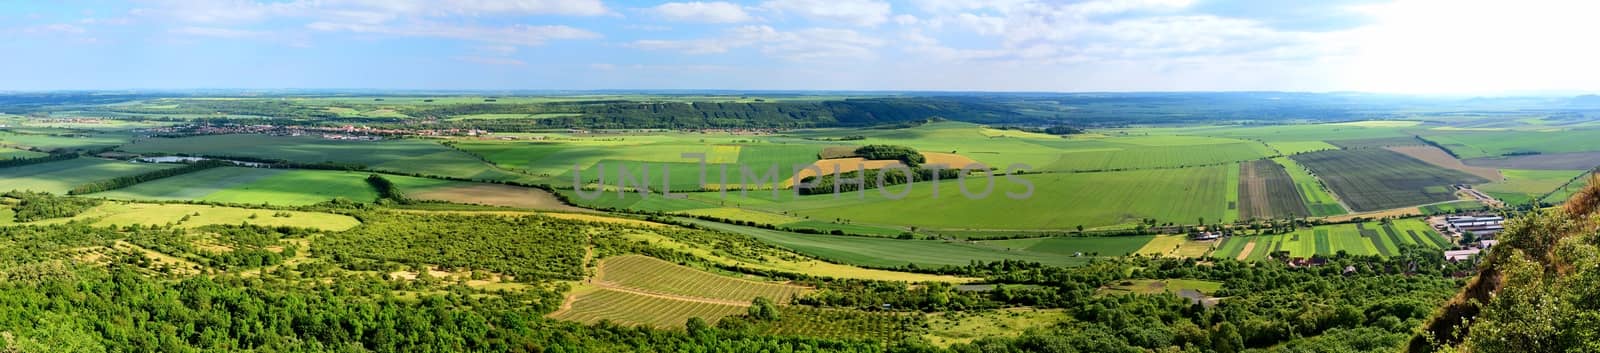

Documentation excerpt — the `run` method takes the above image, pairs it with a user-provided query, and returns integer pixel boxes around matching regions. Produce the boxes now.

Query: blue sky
[2,0,1595,93]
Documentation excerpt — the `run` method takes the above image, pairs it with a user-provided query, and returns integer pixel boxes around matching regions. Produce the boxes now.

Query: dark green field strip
[1405,230,1427,247]
[1381,225,1409,247]
[1359,227,1394,256]
[1292,149,1488,211]
[1314,230,1331,254]
[1417,229,1452,248]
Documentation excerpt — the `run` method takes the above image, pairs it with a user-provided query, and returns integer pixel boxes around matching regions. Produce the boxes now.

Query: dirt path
[1236,242,1256,261]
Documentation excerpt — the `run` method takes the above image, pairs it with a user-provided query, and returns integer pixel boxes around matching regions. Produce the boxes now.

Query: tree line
[67,160,233,195]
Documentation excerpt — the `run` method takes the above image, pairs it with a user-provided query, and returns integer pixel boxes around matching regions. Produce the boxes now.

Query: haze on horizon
[2,0,1595,95]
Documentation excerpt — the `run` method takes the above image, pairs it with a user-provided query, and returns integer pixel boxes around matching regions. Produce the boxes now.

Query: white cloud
[630,25,884,60]
[23,24,88,34]
[170,26,267,38]
[1334,0,1600,94]
[308,22,599,47]
[651,2,754,23]
[762,0,892,27]
[132,0,609,24]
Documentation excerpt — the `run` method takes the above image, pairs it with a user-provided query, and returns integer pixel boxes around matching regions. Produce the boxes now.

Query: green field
[1212,220,1448,259]
[0,130,130,151]
[1476,169,1587,205]
[0,147,45,159]
[596,255,809,302]
[682,218,1091,267]
[15,202,360,231]
[567,165,1236,230]
[1543,173,1594,205]
[981,236,1155,257]
[94,167,382,206]
[1422,130,1600,158]
[1292,149,1486,211]
[120,134,532,182]
[0,158,179,194]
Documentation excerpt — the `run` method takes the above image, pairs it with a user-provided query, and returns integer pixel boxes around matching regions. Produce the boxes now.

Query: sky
[2,0,1597,94]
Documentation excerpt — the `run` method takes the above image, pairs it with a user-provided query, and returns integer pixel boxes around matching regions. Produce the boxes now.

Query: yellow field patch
[24,202,360,231]
[621,231,977,283]
[783,158,903,188]
[708,145,742,164]
[922,152,983,168]
[782,152,983,188]
[1136,235,1188,256]
[1136,235,1217,258]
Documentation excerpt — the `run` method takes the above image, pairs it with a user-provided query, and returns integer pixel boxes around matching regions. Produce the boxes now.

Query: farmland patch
[1292,149,1488,212]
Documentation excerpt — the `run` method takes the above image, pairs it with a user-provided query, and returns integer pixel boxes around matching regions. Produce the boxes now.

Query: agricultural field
[1476,169,1588,205]
[551,255,810,328]
[982,235,1156,257]
[1273,157,1346,216]
[1292,149,1488,211]
[1421,130,1600,159]
[119,134,532,182]
[682,218,1092,268]
[14,202,360,231]
[403,181,588,212]
[750,166,1234,230]
[1462,151,1600,170]
[615,230,975,283]
[0,158,179,194]
[0,147,45,159]
[0,130,130,151]
[93,167,382,205]
[1386,145,1502,180]
[1544,174,1595,205]
[1211,220,1449,260]
[549,286,747,328]
[594,255,809,303]
[1133,235,1217,258]
[1237,159,1312,219]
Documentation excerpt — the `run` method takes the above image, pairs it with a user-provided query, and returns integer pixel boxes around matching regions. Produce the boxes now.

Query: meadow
[0,147,45,159]
[0,158,178,194]
[981,235,1156,257]
[0,130,130,151]
[93,167,382,206]
[17,202,360,231]
[1422,130,1600,158]
[120,134,532,182]
[1292,149,1487,211]
[1476,169,1588,205]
